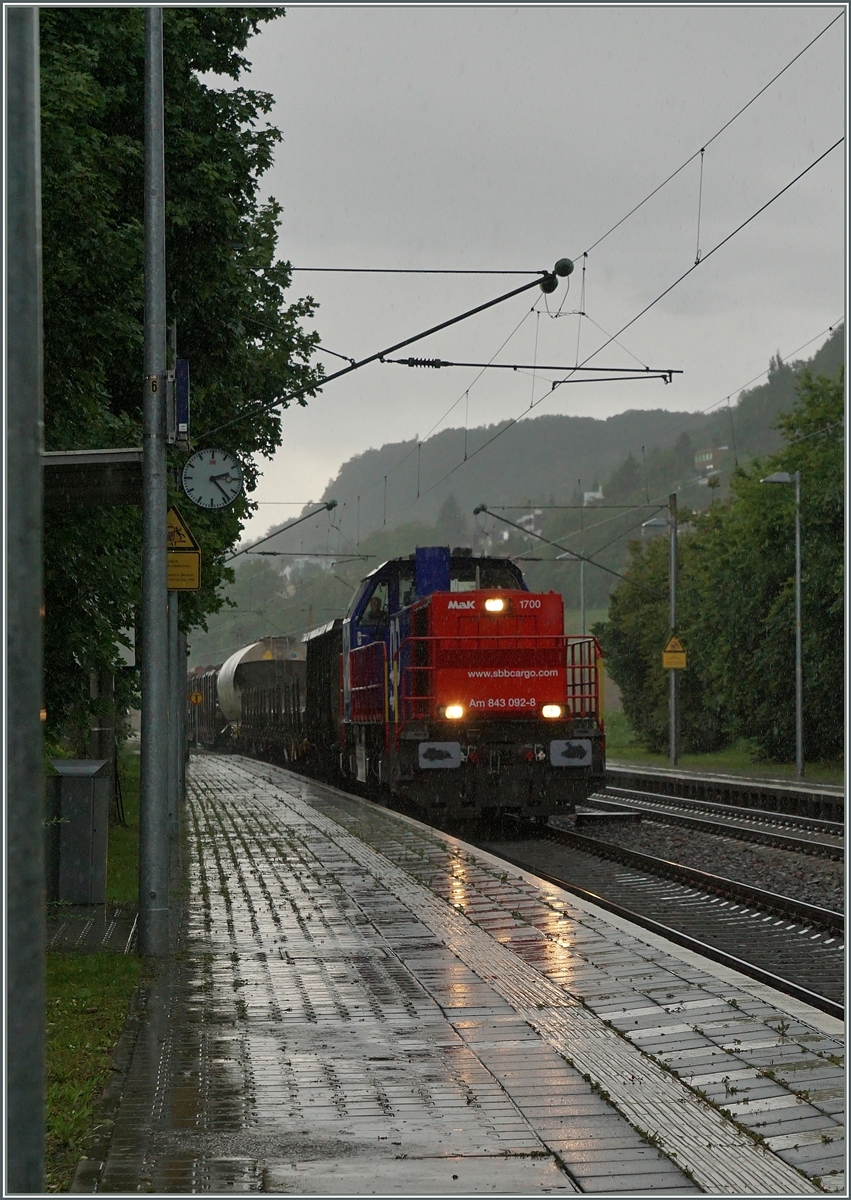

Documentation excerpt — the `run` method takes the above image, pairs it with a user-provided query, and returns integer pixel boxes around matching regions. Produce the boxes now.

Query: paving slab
[95,756,843,1194]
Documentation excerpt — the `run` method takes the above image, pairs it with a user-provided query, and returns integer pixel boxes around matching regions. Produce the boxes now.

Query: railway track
[475,825,844,1020]
[585,788,844,859]
[606,764,845,823]
[546,822,843,931]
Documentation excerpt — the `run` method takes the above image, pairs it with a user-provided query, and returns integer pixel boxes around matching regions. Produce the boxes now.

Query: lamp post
[668,493,678,769]
[640,502,680,767]
[556,550,585,634]
[759,471,803,778]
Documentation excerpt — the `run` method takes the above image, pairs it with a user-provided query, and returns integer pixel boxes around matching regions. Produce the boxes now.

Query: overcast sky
[219,5,846,543]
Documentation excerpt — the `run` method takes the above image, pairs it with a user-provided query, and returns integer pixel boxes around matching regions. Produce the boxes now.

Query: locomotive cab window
[362,581,389,626]
[398,571,416,610]
[449,562,522,591]
[478,563,522,590]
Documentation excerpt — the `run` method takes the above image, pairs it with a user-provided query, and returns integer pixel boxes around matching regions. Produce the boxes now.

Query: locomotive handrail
[391,633,604,738]
[349,639,389,724]
[390,633,603,652]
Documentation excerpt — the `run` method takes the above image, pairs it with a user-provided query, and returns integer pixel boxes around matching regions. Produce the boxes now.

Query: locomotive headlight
[484,597,505,612]
[542,704,562,719]
[445,704,465,720]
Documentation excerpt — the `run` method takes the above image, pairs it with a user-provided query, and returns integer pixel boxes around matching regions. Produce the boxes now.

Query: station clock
[181,449,244,510]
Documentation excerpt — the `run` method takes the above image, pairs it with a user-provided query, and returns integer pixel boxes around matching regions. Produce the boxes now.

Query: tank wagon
[192,636,306,753]
[196,548,606,824]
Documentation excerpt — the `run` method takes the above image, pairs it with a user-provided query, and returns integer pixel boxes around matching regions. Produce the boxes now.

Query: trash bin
[45,760,110,904]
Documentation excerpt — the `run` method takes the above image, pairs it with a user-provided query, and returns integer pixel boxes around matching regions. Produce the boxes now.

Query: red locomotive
[209,547,605,825]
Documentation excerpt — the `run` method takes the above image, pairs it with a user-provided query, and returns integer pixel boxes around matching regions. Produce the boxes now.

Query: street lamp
[759,470,803,778]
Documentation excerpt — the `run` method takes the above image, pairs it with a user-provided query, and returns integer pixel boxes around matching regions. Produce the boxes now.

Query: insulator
[404,357,446,368]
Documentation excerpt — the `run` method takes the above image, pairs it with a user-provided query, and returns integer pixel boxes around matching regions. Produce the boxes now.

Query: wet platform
[90,755,845,1194]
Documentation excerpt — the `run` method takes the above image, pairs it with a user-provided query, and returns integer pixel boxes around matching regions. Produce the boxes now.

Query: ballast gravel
[552,814,844,913]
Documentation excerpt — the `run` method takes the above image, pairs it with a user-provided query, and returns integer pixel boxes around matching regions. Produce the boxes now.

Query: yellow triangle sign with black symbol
[167,507,201,590]
[662,634,687,669]
[167,506,201,550]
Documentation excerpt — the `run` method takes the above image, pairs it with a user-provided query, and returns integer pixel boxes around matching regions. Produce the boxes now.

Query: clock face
[181,449,244,510]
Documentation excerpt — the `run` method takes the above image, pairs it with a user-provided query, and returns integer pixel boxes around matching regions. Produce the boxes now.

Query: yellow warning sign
[662,635,687,670]
[167,507,200,551]
[167,507,201,589]
[167,551,201,590]
[189,691,204,705]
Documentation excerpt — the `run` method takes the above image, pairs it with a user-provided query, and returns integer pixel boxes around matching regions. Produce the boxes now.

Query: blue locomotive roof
[345,548,527,620]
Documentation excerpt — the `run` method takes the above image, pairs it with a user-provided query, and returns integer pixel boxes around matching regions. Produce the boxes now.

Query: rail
[482,842,843,1021]
[547,824,844,933]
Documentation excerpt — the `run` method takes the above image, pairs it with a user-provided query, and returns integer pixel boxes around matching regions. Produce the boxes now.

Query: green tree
[40,8,323,739]
[597,368,844,762]
[684,369,844,760]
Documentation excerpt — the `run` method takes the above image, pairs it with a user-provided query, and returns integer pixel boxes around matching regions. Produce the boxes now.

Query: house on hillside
[516,509,543,538]
[694,446,731,483]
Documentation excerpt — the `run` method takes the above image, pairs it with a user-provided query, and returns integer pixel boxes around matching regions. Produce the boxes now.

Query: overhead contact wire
[554,138,844,390]
[580,11,843,258]
[394,141,844,519]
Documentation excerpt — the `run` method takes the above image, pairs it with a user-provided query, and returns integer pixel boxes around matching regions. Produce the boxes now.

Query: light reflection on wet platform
[94,756,844,1194]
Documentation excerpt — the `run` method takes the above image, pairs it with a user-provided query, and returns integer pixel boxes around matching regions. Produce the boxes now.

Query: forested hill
[316,407,694,546]
[696,323,843,461]
[192,326,842,667]
[254,325,843,553]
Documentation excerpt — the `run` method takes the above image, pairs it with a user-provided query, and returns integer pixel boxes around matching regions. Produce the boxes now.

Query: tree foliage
[40,7,323,741]
[597,368,844,762]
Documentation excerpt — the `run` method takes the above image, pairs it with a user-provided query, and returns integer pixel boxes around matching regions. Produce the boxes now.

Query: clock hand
[210,476,230,498]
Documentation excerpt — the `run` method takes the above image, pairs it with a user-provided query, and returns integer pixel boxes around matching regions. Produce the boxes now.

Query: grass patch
[604,710,843,785]
[108,747,139,905]
[45,952,143,1191]
[46,743,152,1189]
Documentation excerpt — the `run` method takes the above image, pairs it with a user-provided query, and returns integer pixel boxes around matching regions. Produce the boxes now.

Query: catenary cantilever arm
[199,268,567,443]
[226,500,338,562]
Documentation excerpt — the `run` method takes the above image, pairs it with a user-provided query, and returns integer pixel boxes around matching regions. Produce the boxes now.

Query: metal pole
[139,6,169,956]
[669,492,678,768]
[168,593,179,845]
[794,472,804,778]
[6,7,45,1190]
[178,631,188,794]
[580,559,585,636]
